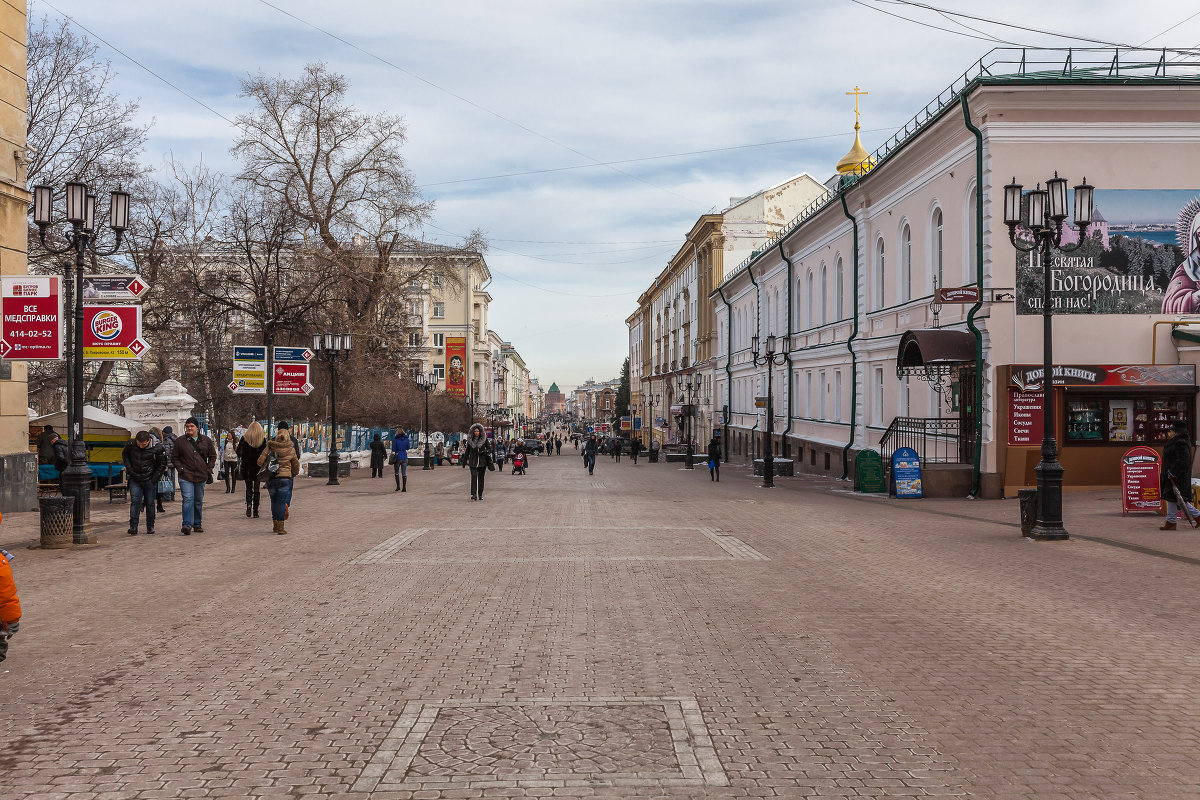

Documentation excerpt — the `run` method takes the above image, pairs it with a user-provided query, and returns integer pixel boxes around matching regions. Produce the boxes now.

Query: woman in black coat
[1160,419,1198,529]
[369,434,387,478]
[237,421,267,519]
[707,436,722,482]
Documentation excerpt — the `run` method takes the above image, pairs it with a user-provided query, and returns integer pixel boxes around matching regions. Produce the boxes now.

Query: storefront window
[1064,393,1192,444]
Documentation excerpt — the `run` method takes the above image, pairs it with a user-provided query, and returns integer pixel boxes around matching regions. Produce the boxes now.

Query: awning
[897,329,975,371]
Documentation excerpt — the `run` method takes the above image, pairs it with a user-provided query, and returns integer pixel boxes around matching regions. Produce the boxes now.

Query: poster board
[856,449,886,493]
[1121,445,1161,515]
[891,447,924,498]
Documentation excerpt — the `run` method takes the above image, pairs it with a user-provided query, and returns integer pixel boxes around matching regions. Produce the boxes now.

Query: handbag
[388,452,397,466]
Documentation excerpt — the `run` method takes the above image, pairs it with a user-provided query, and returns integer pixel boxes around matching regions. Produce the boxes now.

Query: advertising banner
[81,275,149,302]
[1015,189,1200,315]
[445,336,467,398]
[1009,364,1195,391]
[620,416,631,431]
[82,305,148,359]
[1008,389,1045,446]
[891,447,924,498]
[272,363,312,396]
[230,345,266,394]
[1121,446,1162,515]
[0,275,63,360]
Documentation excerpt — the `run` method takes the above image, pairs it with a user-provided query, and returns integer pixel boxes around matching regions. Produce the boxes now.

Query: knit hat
[162,426,173,434]
[276,421,290,430]
[184,417,199,427]
[1172,419,1189,434]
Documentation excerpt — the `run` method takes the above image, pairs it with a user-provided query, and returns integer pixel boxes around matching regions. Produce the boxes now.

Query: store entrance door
[958,367,977,464]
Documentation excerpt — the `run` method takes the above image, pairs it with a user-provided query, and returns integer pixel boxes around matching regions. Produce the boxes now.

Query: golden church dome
[836,85,874,175]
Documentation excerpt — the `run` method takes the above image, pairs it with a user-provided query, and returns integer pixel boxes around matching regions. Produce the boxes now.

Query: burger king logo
[91,309,122,341]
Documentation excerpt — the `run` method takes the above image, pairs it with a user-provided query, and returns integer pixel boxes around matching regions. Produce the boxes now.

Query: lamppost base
[1029,522,1069,541]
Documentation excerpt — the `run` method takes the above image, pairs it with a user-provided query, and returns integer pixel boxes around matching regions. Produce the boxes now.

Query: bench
[106,483,129,503]
[37,482,60,497]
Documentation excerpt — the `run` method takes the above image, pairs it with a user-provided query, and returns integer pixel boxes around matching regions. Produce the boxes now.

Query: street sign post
[0,275,63,360]
[230,345,267,394]
[272,346,314,395]
[81,274,149,302]
[82,305,148,359]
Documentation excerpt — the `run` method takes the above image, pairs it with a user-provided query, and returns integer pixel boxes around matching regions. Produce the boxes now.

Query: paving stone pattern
[3,453,1200,797]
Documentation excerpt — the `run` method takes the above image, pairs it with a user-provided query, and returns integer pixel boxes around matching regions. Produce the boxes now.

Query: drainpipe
[839,189,861,480]
[777,242,796,458]
[747,263,762,454]
[716,284,733,463]
[961,94,985,498]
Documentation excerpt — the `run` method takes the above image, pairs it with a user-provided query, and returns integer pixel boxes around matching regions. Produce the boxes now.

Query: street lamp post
[676,376,697,469]
[33,182,131,545]
[751,333,789,489]
[313,333,352,486]
[416,371,436,470]
[1004,173,1094,540]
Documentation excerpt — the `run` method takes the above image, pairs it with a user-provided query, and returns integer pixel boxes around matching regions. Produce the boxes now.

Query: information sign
[632,416,642,431]
[230,345,266,394]
[1121,446,1162,515]
[0,275,63,360]
[272,363,312,396]
[620,416,631,431]
[272,346,313,364]
[891,447,924,498]
[1008,389,1045,446]
[754,396,767,408]
[82,274,149,302]
[82,305,148,359]
[935,285,981,303]
[856,449,886,493]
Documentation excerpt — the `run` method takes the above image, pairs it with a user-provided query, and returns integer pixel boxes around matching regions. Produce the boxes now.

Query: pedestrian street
[4,453,1200,799]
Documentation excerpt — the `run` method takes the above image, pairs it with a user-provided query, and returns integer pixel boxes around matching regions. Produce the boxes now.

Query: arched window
[932,207,944,291]
[835,257,845,320]
[819,264,828,326]
[965,183,978,284]
[900,224,912,303]
[874,238,886,310]
[805,270,814,328]
[774,289,781,336]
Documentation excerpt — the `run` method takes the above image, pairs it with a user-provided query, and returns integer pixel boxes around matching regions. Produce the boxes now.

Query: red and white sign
[936,285,982,303]
[1121,446,1162,515]
[272,363,313,395]
[82,305,148,359]
[1008,389,1045,446]
[0,276,63,360]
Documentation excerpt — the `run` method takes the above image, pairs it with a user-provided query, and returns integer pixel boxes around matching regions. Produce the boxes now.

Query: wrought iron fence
[879,417,972,465]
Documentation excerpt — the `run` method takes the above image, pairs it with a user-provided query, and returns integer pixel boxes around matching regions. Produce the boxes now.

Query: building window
[966,183,978,284]
[834,370,842,422]
[434,363,446,381]
[818,370,827,420]
[900,223,912,303]
[874,239,885,311]
[432,302,445,318]
[805,271,814,329]
[408,331,422,347]
[932,207,944,291]
[432,333,444,347]
[900,377,911,416]
[806,372,813,418]
[872,367,884,425]
[836,257,845,320]
[430,274,444,288]
[819,264,828,327]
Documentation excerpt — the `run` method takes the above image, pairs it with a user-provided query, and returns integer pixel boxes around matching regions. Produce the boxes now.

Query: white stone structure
[121,379,198,435]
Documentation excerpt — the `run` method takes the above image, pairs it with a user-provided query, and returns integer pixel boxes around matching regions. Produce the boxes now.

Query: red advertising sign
[272,363,313,395]
[445,336,467,398]
[1121,446,1162,515]
[1,276,63,360]
[1008,389,1045,446]
[936,285,981,303]
[82,305,147,359]
[1010,364,1195,391]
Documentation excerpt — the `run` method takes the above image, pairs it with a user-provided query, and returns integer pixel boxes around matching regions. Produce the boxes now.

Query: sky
[34,0,1200,390]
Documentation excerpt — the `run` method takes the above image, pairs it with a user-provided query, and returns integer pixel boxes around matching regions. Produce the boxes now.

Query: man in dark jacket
[36,425,58,465]
[583,435,599,475]
[629,437,641,465]
[123,431,166,535]
[1161,419,1198,529]
[171,417,216,535]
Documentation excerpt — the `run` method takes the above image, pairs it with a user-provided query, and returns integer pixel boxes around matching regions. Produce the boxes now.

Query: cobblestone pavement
[3,452,1200,798]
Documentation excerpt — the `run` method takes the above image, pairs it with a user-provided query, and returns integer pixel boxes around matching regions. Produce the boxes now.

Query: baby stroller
[511,451,528,475]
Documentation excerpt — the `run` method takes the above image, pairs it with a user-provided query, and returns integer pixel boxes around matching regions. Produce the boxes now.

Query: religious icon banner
[446,336,467,398]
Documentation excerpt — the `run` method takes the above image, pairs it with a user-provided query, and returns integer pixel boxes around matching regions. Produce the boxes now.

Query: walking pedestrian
[707,435,722,482]
[370,433,387,478]
[122,431,166,535]
[259,422,301,535]
[574,436,579,450]
[630,437,641,464]
[583,434,599,475]
[555,437,562,455]
[392,428,411,492]
[221,430,239,493]
[0,543,20,664]
[158,425,178,513]
[461,423,493,500]
[614,439,622,462]
[171,417,216,536]
[35,424,58,465]
[238,421,266,518]
[50,432,69,494]
[435,440,446,466]
[1161,419,1199,529]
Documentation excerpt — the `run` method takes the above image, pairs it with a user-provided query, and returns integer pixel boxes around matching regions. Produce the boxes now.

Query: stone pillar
[121,379,198,435]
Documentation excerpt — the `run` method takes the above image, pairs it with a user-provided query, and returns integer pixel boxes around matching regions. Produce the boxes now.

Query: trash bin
[1017,488,1038,537]
[39,495,74,549]
[648,449,659,463]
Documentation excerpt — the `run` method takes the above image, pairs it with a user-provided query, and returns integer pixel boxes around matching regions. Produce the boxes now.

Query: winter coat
[391,434,411,461]
[370,440,387,469]
[161,433,177,463]
[51,438,69,471]
[237,438,266,481]
[630,439,641,455]
[36,429,58,465]
[122,440,167,483]
[1161,432,1194,497]
[172,433,217,484]
[0,549,21,626]
[707,440,721,464]
[258,435,301,480]
[462,433,492,469]
[583,437,599,455]
[222,439,238,463]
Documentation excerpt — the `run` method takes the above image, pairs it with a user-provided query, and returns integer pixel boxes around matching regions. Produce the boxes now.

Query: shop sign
[82,305,148,359]
[620,416,631,431]
[1121,446,1162,515]
[856,449,886,493]
[1008,389,1045,446]
[754,396,767,408]
[0,275,63,360]
[936,286,981,303]
[272,363,312,395]
[81,274,149,302]
[445,336,467,398]
[891,447,924,498]
[230,345,266,394]
[1010,364,1195,391]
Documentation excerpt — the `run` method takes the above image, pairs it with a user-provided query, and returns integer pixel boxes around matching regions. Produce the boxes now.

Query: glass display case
[1062,393,1193,444]
[1066,399,1104,441]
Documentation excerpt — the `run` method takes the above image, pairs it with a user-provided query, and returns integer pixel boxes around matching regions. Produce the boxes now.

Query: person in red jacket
[0,541,21,663]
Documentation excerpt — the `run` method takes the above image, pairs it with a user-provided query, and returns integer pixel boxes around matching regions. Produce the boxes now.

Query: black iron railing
[879,417,972,465]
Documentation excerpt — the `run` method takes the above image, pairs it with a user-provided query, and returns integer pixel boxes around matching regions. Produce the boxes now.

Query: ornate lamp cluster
[751,333,789,489]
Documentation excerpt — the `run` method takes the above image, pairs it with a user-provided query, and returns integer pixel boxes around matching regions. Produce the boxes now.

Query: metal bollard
[39,495,75,549]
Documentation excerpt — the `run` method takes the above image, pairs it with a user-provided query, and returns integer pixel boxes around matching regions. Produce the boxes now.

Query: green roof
[549,382,559,392]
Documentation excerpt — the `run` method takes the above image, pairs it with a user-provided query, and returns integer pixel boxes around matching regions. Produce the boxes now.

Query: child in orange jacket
[0,543,21,662]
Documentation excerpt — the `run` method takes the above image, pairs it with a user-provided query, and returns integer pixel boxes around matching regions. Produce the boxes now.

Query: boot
[275,519,287,535]
[402,476,407,492]
[1160,521,1177,530]
[395,474,401,492]
[253,495,260,518]
[246,503,252,518]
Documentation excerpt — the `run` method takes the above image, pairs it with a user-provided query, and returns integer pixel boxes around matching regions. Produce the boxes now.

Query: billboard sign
[81,274,149,302]
[0,276,63,360]
[272,363,312,395]
[230,345,266,394]
[446,336,467,398]
[82,305,148,359]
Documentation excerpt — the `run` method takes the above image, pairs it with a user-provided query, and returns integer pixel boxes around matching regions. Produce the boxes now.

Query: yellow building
[0,0,30,512]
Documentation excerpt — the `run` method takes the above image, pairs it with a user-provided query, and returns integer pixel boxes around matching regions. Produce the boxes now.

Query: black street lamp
[416,371,436,470]
[675,375,697,469]
[1004,173,1095,540]
[33,182,130,545]
[643,384,659,453]
[751,333,789,489]
[313,332,352,486]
